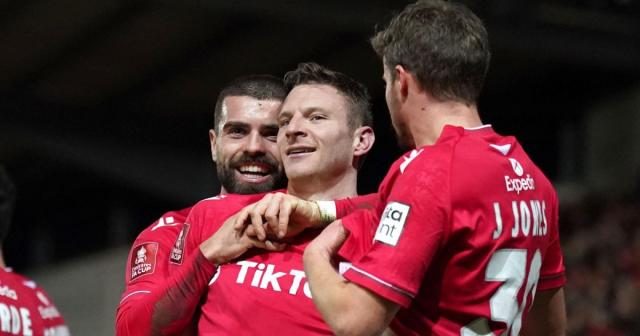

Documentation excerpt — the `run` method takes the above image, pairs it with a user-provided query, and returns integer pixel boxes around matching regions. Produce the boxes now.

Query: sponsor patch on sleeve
[374,202,410,246]
[129,242,158,282]
[169,224,190,265]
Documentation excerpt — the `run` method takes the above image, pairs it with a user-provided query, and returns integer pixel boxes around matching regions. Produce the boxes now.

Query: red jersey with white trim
[184,193,333,335]
[339,125,566,335]
[0,268,69,336]
[116,206,193,333]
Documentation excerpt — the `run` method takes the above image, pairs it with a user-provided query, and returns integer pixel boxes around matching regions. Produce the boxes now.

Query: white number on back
[460,249,542,336]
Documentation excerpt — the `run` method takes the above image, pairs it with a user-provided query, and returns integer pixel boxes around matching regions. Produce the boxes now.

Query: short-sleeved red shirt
[339,125,566,335]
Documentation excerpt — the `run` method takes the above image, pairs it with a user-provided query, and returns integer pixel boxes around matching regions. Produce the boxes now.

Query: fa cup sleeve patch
[170,224,190,265]
[129,242,159,282]
[375,202,410,246]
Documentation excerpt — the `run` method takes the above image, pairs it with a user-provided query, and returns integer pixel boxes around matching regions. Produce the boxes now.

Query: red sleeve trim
[536,271,566,291]
[343,265,412,308]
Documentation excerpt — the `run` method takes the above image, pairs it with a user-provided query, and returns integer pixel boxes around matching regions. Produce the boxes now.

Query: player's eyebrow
[222,121,249,130]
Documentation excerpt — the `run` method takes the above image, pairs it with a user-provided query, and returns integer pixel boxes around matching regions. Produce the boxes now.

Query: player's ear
[209,129,218,162]
[353,125,375,157]
[395,65,409,101]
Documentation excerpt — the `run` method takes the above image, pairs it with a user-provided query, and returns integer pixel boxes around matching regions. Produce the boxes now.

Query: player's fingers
[264,239,287,251]
[246,225,257,237]
[249,209,266,241]
[278,200,293,238]
[233,207,251,231]
[264,195,281,235]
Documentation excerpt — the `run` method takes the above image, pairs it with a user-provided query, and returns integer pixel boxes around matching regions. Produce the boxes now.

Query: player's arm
[128,207,284,335]
[521,287,566,336]
[115,207,212,335]
[303,220,400,335]
[116,226,182,334]
[522,190,567,336]
[235,192,380,240]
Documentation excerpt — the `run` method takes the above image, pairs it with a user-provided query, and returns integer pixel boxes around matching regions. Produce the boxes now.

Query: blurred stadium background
[0,0,639,334]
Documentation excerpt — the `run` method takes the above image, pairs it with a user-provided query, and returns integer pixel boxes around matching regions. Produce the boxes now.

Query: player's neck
[0,253,5,269]
[286,170,358,201]
[409,98,482,148]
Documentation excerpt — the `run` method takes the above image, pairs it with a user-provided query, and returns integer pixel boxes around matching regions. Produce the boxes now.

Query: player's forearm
[521,287,567,336]
[304,248,389,336]
[150,251,217,335]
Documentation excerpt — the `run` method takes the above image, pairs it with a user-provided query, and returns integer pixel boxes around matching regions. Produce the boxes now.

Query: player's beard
[216,154,286,194]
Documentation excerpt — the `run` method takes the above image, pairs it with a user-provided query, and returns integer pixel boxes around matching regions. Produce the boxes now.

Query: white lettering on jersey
[493,200,548,239]
[0,303,32,335]
[0,283,18,301]
[400,149,424,173]
[504,158,536,195]
[375,202,410,246]
[504,175,536,195]
[233,261,312,298]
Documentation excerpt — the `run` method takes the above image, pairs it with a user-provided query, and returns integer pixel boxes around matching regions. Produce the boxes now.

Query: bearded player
[116,75,287,334]
[143,62,376,335]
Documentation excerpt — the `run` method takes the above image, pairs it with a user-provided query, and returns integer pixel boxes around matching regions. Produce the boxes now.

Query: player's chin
[233,176,278,194]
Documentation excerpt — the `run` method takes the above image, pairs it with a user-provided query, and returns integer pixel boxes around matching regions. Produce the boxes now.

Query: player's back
[0,268,69,335]
[392,125,564,335]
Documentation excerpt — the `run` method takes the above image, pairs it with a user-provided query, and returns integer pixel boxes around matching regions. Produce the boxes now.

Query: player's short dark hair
[371,0,490,105]
[213,75,287,132]
[0,166,16,244]
[283,62,373,131]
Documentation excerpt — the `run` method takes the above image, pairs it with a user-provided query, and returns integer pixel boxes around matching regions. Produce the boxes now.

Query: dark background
[0,0,639,333]
[2,0,638,270]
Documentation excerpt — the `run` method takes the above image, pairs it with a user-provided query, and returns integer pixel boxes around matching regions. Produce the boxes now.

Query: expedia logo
[504,158,535,194]
[509,158,524,176]
[374,202,410,246]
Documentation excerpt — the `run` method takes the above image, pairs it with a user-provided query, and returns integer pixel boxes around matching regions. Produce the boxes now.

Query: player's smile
[285,146,316,159]
[234,162,274,183]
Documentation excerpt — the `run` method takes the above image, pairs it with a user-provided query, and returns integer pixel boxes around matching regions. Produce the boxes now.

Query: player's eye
[263,129,279,141]
[309,114,326,121]
[279,118,290,127]
[227,127,246,137]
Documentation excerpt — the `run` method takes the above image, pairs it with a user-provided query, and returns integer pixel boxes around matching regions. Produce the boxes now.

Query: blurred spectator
[562,190,640,335]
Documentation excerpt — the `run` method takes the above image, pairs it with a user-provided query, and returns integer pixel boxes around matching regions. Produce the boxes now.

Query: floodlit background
[1,0,639,334]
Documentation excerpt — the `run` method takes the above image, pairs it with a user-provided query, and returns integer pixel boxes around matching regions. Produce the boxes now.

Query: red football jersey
[116,206,193,334]
[339,125,566,335]
[118,207,192,306]
[184,193,334,335]
[0,268,69,335]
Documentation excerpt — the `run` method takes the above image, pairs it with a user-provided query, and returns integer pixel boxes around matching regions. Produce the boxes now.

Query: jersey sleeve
[334,193,381,218]
[34,286,70,335]
[537,191,566,290]
[337,208,379,262]
[343,149,450,308]
[116,207,207,335]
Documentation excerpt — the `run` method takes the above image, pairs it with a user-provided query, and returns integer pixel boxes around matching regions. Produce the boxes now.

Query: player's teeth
[240,165,266,173]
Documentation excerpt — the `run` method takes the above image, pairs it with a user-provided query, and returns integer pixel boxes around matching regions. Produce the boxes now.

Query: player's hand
[305,220,347,261]
[233,192,324,240]
[200,212,286,264]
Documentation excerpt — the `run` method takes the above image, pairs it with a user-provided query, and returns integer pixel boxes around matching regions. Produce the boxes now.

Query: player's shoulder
[1,268,45,301]
[190,192,271,213]
[135,205,193,241]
